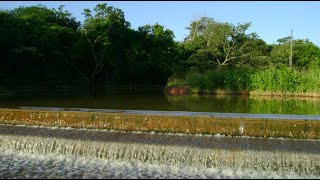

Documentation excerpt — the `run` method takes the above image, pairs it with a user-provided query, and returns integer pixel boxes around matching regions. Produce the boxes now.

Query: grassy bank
[166,67,320,97]
[1,108,320,139]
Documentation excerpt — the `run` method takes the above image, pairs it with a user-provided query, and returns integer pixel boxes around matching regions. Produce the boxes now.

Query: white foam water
[0,134,320,179]
[1,150,309,179]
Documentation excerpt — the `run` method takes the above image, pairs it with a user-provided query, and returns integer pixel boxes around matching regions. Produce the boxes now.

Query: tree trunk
[88,76,97,98]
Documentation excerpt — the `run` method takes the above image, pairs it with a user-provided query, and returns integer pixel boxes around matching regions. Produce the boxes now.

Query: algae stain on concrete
[0,108,320,139]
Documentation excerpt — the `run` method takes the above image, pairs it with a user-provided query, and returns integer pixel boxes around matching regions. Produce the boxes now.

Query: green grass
[166,67,320,97]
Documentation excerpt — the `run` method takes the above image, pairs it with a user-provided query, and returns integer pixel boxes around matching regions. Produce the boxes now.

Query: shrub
[185,71,206,91]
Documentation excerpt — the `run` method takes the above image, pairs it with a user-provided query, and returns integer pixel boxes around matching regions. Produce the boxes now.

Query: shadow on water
[1,92,320,115]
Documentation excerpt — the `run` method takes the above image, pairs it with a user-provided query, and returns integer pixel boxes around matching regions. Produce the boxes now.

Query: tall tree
[133,23,176,83]
[271,38,320,69]
[69,3,130,96]
[185,17,259,71]
[0,5,80,91]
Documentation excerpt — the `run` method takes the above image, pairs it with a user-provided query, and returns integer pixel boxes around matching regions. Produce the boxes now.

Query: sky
[1,1,320,46]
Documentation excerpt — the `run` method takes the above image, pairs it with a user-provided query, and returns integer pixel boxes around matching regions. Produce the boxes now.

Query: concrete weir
[1,107,320,178]
[1,123,320,178]
[1,107,320,139]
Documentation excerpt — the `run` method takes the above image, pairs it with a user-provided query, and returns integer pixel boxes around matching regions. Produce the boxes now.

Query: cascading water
[1,131,320,179]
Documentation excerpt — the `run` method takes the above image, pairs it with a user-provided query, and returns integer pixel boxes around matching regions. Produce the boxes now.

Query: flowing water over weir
[1,125,320,178]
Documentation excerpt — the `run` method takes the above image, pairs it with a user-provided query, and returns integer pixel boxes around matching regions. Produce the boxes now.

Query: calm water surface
[1,94,320,115]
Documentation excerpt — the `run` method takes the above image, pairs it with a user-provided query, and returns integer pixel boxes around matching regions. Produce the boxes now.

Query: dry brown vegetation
[0,108,320,139]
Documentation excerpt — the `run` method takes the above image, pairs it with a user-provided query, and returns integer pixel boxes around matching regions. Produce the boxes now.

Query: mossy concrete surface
[0,108,320,139]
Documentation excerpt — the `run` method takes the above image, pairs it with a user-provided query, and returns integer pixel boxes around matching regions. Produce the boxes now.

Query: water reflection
[166,95,320,115]
[1,94,320,115]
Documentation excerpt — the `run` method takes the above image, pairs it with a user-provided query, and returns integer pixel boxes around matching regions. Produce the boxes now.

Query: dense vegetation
[167,17,320,96]
[0,4,179,97]
[1,3,319,97]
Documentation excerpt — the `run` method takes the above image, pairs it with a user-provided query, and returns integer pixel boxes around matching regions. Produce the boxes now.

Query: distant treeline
[1,3,320,97]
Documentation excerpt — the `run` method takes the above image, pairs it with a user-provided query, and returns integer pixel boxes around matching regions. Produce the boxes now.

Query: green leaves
[0,4,81,91]
[270,39,320,69]
[184,16,264,70]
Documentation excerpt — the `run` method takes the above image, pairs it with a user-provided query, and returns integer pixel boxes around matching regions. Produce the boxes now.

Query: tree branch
[63,58,90,83]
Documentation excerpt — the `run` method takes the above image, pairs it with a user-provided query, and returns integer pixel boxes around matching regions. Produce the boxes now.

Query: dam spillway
[1,125,320,178]
[1,107,320,139]
[1,107,320,178]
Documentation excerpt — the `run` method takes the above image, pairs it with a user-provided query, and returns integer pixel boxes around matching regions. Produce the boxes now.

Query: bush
[167,65,320,96]
[205,70,224,90]
[185,71,206,91]
[250,67,303,92]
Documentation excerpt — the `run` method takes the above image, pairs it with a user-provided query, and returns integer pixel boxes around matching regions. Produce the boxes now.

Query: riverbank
[165,67,320,98]
[1,108,320,139]
[165,86,320,98]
